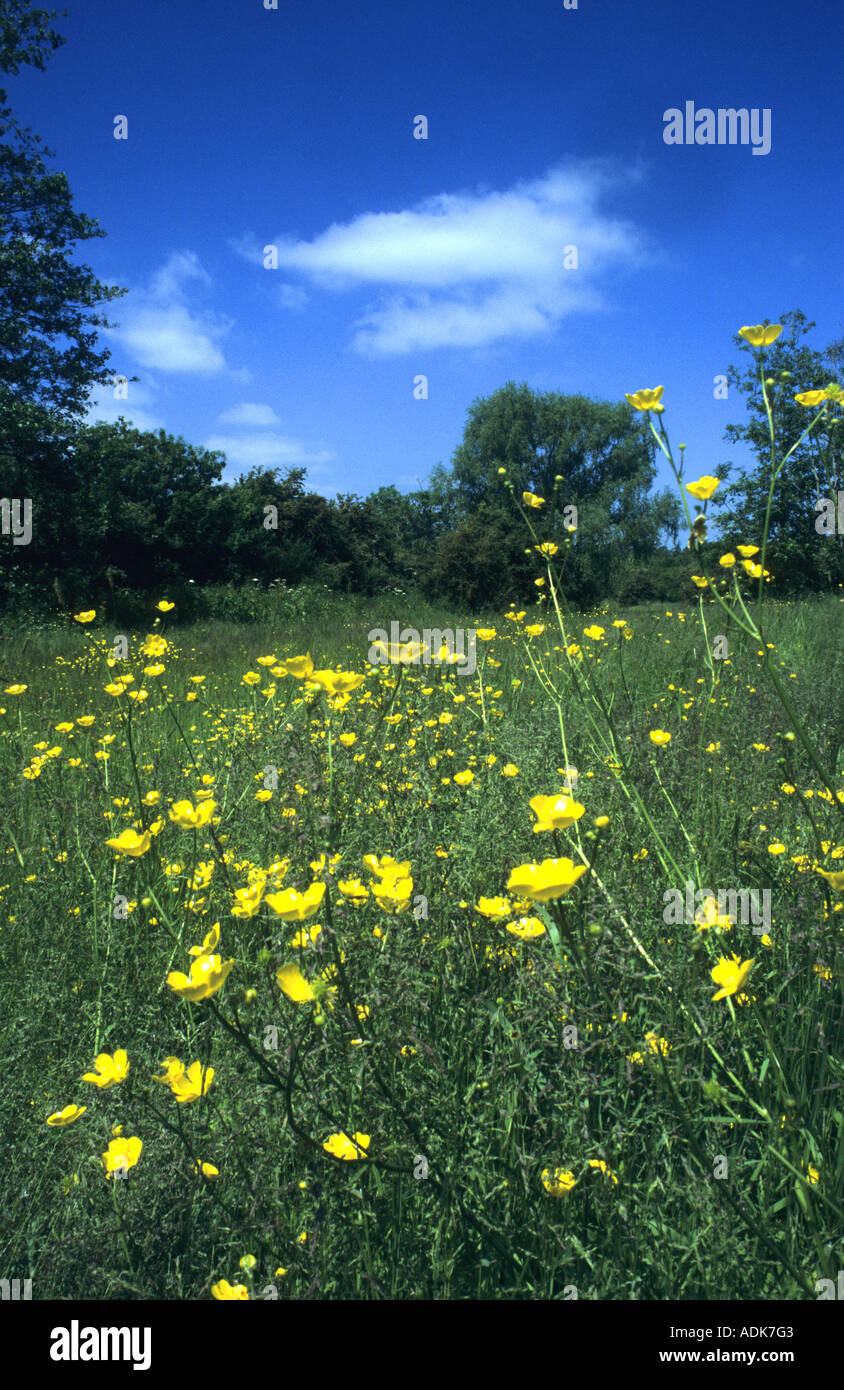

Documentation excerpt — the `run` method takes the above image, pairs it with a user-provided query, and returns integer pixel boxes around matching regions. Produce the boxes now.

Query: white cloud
[149,249,212,301]
[256,162,648,353]
[217,402,281,427]
[108,250,230,374]
[118,305,227,373]
[204,431,336,472]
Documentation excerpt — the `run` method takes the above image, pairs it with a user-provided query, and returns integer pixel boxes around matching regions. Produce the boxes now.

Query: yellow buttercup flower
[542,1167,577,1196]
[264,883,326,921]
[815,867,844,892]
[82,1050,129,1088]
[738,324,783,347]
[505,916,546,939]
[167,954,234,1002]
[736,544,759,557]
[363,855,411,881]
[529,794,585,833]
[628,1032,671,1065]
[711,954,755,1001]
[276,963,317,1002]
[369,639,426,664]
[476,896,514,920]
[372,873,413,913]
[587,1158,619,1184]
[289,924,323,949]
[625,387,665,413]
[231,881,265,918]
[338,878,370,904]
[105,828,151,857]
[157,1059,214,1103]
[507,857,587,902]
[156,600,175,611]
[169,799,216,828]
[47,1104,87,1126]
[686,476,720,501]
[649,730,671,745]
[283,654,314,679]
[522,491,545,508]
[211,1280,249,1300]
[73,610,96,623]
[323,1131,370,1161]
[310,670,366,696]
[188,922,221,958]
[102,1135,142,1178]
[719,553,736,568]
[154,1056,186,1085]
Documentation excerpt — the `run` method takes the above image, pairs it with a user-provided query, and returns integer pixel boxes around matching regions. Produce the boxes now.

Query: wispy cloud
[217,402,281,427]
[204,431,336,473]
[108,250,230,373]
[251,162,648,353]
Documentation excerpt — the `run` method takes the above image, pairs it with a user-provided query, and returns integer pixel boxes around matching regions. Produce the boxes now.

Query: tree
[422,502,536,607]
[438,382,681,604]
[63,420,227,590]
[0,0,128,420]
[717,310,844,592]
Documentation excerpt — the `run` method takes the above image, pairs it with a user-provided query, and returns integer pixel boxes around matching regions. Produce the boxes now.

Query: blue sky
[8,0,843,500]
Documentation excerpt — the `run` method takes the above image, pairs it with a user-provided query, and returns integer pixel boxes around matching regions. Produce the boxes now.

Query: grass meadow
[1,561,842,1302]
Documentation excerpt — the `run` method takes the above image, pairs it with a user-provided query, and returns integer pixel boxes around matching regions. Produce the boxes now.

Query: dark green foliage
[0,1,127,419]
[716,310,844,591]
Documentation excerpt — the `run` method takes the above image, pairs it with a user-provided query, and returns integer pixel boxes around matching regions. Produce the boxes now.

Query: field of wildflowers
[1,326,842,1300]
